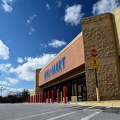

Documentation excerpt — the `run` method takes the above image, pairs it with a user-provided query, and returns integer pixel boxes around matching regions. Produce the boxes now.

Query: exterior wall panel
[82,13,120,101]
[39,34,85,86]
[113,7,120,55]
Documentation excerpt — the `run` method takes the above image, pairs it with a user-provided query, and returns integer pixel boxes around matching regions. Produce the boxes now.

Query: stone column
[82,13,120,101]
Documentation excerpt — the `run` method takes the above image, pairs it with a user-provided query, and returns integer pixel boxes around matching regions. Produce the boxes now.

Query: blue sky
[0,0,120,96]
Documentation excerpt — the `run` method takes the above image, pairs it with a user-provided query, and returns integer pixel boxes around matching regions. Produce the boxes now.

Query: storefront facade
[29,7,120,103]
[37,32,86,102]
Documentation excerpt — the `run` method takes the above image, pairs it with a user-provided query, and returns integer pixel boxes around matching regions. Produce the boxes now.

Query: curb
[70,101,120,107]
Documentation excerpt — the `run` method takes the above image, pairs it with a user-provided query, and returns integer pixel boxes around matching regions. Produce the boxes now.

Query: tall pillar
[57,89,60,103]
[82,13,120,100]
[63,86,66,103]
[36,94,37,103]
[40,94,41,103]
[48,91,50,103]
[52,90,54,103]
[38,94,39,103]
[60,91,62,102]
[28,96,30,103]
[34,95,35,103]
[30,96,32,103]
[44,92,46,103]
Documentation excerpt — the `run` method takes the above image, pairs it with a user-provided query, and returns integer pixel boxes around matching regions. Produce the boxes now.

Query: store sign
[44,56,66,79]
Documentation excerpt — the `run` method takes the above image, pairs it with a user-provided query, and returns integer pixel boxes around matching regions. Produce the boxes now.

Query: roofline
[40,32,82,72]
[112,6,120,13]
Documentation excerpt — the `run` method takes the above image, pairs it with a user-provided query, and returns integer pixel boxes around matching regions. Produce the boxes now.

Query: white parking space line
[15,106,79,120]
[15,109,67,120]
[47,111,76,120]
[106,106,111,109]
[83,106,95,111]
[81,111,102,120]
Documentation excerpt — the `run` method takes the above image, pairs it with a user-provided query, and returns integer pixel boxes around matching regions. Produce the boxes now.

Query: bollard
[57,89,60,103]
[35,95,37,103]
[38,94,40,103]
[48,91,50,103]
[28,96,30,103]
[37,94,39,103]
[52,90,54,103]
[61,91,62,102]
[34,95,35,103]
[40,94,41,103]
[44,92,46,103]
[31,96,33,103]
[63,86,66,103]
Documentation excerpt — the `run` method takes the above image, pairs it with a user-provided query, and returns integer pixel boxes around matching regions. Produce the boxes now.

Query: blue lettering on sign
[44,56,66,79]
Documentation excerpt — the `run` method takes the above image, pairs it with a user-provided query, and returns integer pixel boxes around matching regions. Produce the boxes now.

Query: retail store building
[29,7,120,103]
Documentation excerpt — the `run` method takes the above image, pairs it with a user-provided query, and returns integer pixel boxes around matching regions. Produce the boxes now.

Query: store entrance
[77,76,87,101]
[67,82,72,101]
[44,75,87,102]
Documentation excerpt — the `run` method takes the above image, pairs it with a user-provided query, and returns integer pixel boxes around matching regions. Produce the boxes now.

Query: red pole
[48,91,50,103]
[28,96,30,103]
[44,92,46,103]
[57,89,60,103]
[35,95,37,103]
[52,90,54,103]
[37,94,39,103]
[28,96,29,103]
[29,96,31,103]
[42,93,44,103]
[32,96,33,103]
[37,94,38,103]
[36,94,37,103]
[63,86,67,103]
[34,95,35,103]
[43,94,44,103]
[40,94,41,103]
[38,94,39,103]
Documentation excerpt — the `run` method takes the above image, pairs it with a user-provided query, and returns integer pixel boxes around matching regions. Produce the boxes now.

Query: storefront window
[72,81,74,96]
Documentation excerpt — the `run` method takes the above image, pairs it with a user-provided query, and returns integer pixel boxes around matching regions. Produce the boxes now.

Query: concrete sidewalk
[70,100,120,107]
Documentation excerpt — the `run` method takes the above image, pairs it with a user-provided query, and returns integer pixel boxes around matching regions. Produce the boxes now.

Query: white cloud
[48,39,66,48]
[64,4,84,26]
[17,57,24,63]
[9,53,56,81]
[92,0,120,15]
[27,15,36,24]
[40,43,47,49]
[0,40,9,60]
[7,77,19,85]
[56,0,62,8]
[2,87,32,96]
[46,3,50,10]
[0,78,19,86]
[29,27,35,35]
[0,81,11,86]
[0,63,11,72]
[1,0,15,12]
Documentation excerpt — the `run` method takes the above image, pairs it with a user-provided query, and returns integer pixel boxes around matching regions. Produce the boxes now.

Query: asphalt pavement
[0,103,120,120]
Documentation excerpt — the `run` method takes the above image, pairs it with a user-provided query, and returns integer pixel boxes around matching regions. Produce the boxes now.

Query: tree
[21,89,30,102]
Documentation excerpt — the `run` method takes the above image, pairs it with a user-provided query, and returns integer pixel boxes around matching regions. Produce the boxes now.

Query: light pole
[88,68,100,103]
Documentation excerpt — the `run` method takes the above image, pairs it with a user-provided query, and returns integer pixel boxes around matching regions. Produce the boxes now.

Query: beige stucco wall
[35,69,43,94]
[113,6,120,55]
[30,91,35,96]
[82,13,120,101]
